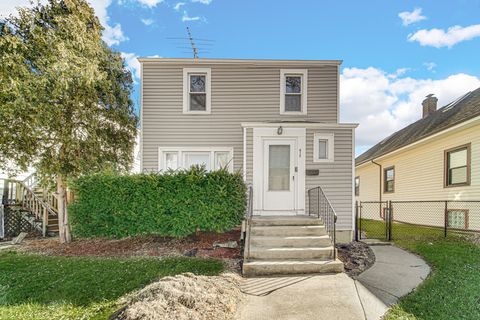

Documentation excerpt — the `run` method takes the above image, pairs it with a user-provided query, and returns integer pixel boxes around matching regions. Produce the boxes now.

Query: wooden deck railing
[1,176,58,237]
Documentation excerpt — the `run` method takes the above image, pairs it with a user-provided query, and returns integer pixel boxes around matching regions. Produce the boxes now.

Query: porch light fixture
[277,126,283,135]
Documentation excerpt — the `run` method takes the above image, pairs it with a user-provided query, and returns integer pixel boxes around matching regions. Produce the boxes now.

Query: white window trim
[183,68,211,114]
[280,69,308,115]
[313,133,334,163]
[158,147,233,172]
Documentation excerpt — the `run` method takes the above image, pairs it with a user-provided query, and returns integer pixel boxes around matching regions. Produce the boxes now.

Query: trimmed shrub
[69,167,247,238]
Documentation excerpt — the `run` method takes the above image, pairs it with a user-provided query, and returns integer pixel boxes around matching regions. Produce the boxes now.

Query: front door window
[268,145,291,191]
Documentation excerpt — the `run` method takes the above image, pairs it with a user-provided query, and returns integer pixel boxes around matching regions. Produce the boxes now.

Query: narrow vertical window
[189,74,206,111]
[313,133,334,163]
[384,167,395,193]
[183,68,211,114]
[355,177,360,196]
[280,69,307,114]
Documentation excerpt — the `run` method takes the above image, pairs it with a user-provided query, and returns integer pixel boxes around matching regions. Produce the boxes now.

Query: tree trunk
[56,176,71,243]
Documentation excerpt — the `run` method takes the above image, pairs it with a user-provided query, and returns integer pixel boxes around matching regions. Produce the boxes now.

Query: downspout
[371,160,382,203]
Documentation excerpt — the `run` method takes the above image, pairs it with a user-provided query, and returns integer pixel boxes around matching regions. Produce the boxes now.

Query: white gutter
[241,122,358,129]
[243,127,247,181]
[356,115,480,169]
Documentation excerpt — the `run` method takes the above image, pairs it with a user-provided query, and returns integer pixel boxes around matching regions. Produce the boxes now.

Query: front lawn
[0,251,224,320]
[365,222,480,320]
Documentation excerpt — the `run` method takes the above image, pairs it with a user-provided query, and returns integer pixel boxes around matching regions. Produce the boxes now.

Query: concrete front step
[250,235,332,248]
[243,259,344,276]
[250,225,326,237]
[251,216,323,226]
[249,246,334,260]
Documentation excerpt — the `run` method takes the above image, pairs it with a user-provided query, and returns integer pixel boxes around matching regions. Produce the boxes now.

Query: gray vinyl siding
[305,128,354,231]
[142,62,338,172]
[142,59,352,231]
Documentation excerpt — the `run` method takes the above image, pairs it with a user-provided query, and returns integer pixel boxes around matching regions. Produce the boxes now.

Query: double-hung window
[183,68,211,114]
[384,166,395,193]
[280,69,307,114]
[445,144,470,187]
[159,147,233,172]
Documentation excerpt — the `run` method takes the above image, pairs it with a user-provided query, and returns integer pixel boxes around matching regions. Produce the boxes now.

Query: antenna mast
[186,27,199,59]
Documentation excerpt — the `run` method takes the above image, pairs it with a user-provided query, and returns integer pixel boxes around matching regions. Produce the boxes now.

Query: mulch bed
[336,241,375,277]
[20,228,243,271]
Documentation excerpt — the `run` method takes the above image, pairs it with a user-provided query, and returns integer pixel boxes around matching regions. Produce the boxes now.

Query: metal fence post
[444,201,448,238]
[388,201,393,241]
[355,201,359,241]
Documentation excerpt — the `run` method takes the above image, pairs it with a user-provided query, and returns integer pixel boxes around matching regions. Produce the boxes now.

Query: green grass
[360,218,457,240]
[0,251,224,320]
[359,220,480,319]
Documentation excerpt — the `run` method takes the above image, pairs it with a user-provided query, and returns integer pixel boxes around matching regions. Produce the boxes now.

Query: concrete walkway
[236,245,430,320]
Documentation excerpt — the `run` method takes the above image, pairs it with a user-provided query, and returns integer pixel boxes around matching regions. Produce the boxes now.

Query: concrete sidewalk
[236,245,430,320]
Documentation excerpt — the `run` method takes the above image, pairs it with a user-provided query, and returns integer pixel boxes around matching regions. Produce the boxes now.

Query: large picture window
[445,144,470,187]
[159,147,233,172]
[183,68,211,114]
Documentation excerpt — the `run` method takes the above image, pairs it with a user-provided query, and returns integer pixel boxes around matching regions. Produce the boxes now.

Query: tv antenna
[186,27,198,59]
[166,27,214,58]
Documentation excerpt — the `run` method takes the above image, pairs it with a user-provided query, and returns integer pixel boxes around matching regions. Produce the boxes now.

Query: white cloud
[141,18,154,25]
[191,0,212,4]
[398,8,426,26]
[388,68,410,79]
[174,2,185,11]
[408,24,480,48]
[121,52,141,82]
[340,67,480,153]
[0,0,46,17]
[182,10,204,22]
[423,62,437,71]
[88,0,129,46]
[136,0,163,8]
[0,1,127,46]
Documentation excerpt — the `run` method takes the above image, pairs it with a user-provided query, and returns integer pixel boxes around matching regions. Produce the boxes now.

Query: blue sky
[3,0,480,154]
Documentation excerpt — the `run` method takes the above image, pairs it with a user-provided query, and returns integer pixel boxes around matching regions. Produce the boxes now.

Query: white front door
[263,139,296,211]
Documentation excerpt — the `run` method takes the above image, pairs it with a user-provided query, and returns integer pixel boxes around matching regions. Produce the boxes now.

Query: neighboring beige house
[139,58,357,243]
[355,88,480,230]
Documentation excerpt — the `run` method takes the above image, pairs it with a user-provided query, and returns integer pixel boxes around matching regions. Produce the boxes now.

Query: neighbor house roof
[356,87,480,166]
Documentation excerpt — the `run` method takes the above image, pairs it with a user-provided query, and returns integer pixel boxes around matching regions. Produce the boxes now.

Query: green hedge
[69,167,247,238]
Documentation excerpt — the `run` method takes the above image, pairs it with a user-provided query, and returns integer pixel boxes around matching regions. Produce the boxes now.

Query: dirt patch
[110,272,243,320]
[467,233,480,246]
[336,242,375,277]
[19,229,243,271]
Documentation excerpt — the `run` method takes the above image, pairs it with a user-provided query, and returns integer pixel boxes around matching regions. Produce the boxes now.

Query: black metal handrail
[308,186,337,259]
[244,185,253,259]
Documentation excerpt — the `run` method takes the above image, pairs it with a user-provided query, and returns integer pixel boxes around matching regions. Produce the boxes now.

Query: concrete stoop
[243,216,344,276]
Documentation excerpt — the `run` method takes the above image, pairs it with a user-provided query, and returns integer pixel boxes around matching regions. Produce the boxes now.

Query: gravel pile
[111,273,244,320]
[336,242,375,277]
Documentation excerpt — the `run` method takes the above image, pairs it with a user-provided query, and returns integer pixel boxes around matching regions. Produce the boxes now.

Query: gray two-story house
[139,58,357,275]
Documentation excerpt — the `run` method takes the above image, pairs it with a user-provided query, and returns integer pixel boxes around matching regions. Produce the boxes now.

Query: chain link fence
[356,200,480,241]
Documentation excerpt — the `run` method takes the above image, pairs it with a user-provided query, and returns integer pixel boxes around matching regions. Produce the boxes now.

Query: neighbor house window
[183,68,211,114]
[447,209,468,229]
[445,144,470,187]
[159,147,233,172]
[384,166,395,193]
[313,133,334,163]
[355,177,360,196]
[280,69,307,114]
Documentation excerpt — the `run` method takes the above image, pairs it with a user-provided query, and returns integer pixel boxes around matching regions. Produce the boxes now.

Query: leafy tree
[0,0,138,242]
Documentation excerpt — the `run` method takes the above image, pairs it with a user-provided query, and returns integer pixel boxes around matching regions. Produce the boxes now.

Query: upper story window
[183,68,211,114]
[445,144,470,187]
[313,133,334,163]
[355,177,360,196]
[280,69,307,115]
[384,166,395,193]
